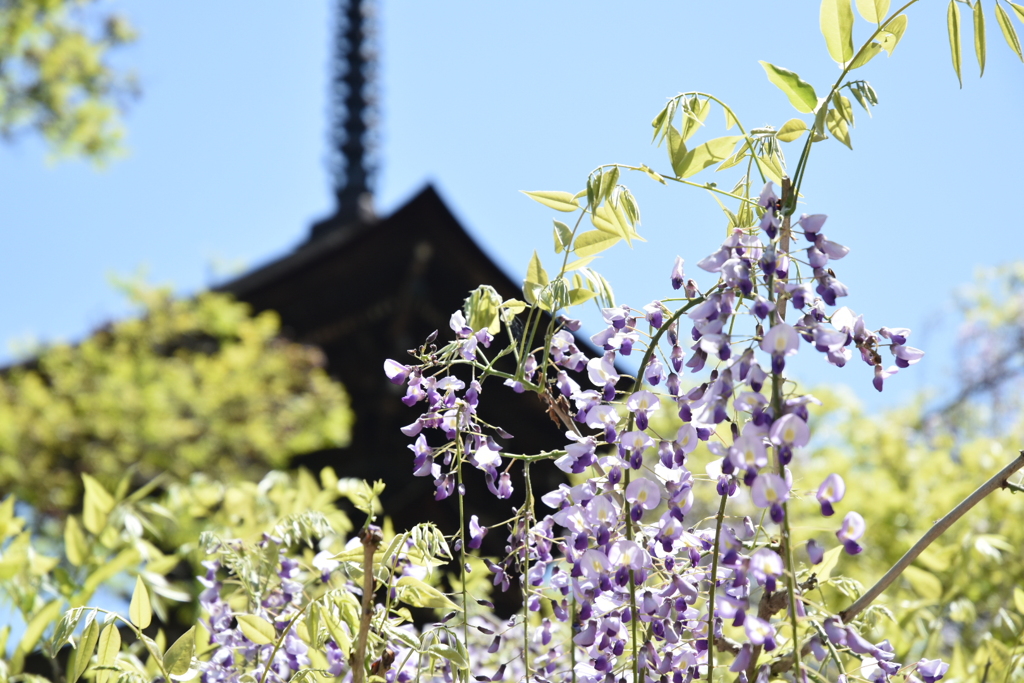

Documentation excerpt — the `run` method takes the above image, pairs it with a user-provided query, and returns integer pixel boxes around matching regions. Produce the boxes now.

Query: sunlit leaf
[974,0,987,76]
[754,154,785,184]
[564,256,596,272]
[129,576,152,629]
[640,164,666,184]
[948,0,964,87]
[650,105,670,142]
[591,204,626,238]
[567,288,598,306]
[666,124,688,177]
[82,473,115,535]
[759,61,819,113]
[52,607,85,651]
[1010,1,1024,22]
[237,615,276,645]
[724,107,738,131]
[428,644,468,670]
[573,230,620,258]
[64,516,90,567]
[71,617,100,683]
[1014,586,1024,614]
[849,41,883,68]
[18,599,62,657]
[832,93,855,125]
[821,0,856,63]
[521,190,579,212]
[995,2,1023,60]
[396,576,460,611]
[856,0,891,23]
[681,96,711,142]
[676,136,743,179]
[878,14,909,54]
[526,251,549,287]
[776,118,809,142]
[599,166,619,204]
[163,627,195,676]
[552,221,572,254]
[815,546,844,582]
[96,622,122,683]
[826,109,853,148]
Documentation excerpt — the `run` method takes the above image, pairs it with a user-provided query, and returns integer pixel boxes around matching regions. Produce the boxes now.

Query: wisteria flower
[760,322,800,374]
[836,510,865,554]
[670,256,686,289]
[751,473,790,523]
[627,390,660,430]
[916,658,950,683]
[816,473,845,516]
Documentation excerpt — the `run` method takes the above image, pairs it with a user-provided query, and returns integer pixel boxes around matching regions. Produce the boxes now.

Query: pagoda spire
[313,0,377,238]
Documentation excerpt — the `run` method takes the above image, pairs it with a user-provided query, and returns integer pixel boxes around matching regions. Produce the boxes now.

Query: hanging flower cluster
[387,181,939,682]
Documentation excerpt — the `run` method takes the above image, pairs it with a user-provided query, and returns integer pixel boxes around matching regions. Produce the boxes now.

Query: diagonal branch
[839,450,1024,623]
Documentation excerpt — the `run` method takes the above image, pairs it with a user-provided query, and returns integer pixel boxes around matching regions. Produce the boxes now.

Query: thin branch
[839,450,1024,623]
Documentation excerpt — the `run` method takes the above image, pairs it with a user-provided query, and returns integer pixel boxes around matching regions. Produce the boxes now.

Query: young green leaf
[52,607,86,651]
[162,627,195,676]
[877,14,909,54]
[821,0,856,63]
[129,576,152,629]
[71,617,101,683]
[428,644,468,670]
[236,614,276,645]
[826,109,853,148]
[815,546,845,582]
[776,118,809,142]
[666,125,688,177]
[591,204,627,239]
[849,41,883,69]
[521,190,579,212]
[396,576,460,611]
[974,0,987,76]
[64,516,89,567]
[676,136,743,179]
[81,473,116,535]
[599,166,619,204]
[639,164,666,185]
[723,106,738,131]
[567,288,598,307]
[855,0,891,23]
[650,106,670,143]
[573,230,621,258]
[903,565,944,601]
[995,1,1023,59]
[564,255,597,272]
[1014,586,1024,614]
[552,220,572,254]
[526,251,549,287]
[948,0,964,87]
[759,61,819,113]
[96,622,122,683]
[1010,1,1024,21]
[832,93,855,125]
[680,96,711,142]
[19,600,63,659]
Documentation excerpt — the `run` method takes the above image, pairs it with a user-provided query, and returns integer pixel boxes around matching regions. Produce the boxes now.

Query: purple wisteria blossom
[837,510,866,554]
[816,473,846,516]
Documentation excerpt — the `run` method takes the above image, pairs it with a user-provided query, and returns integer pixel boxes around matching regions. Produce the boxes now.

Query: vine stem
[523,460,534,683]
[352,525,383,683]
[457,438,469,680]
[839,450,1024,623]
[706,492,730,682]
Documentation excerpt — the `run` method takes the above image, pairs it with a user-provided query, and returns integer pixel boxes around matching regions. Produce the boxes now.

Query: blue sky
[1,1,1022,412]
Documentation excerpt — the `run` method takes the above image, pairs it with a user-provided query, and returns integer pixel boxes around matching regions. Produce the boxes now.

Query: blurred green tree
[0,0,137,161]
[0,284,352,516]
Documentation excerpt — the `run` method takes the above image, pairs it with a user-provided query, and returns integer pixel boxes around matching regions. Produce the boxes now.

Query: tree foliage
[0,285,352,515]
[0,0,137,161]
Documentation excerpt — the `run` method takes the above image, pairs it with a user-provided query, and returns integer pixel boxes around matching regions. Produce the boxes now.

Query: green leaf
[776,118,809,142]
[856,0,891,22]
[427,644,468,670]
[129,575,152,629]
[567,288,598,307]
[598,166,619,204]
[680,95,710,142]
[754,154,785,185]
[64,516,89,567]
[996,1,1024,58]
[71,617,100,683]
[650,106,670,142]
[526,251,549,287]
[464,285,503,334]
[849,41,883,68]
[639,164,666,184]
[236,614,276,645]
[78,548,140,607]
[666,125,688,177]
[949,0,964,87]
[821,0,856,63]
[974,0,987,75]
[759,61,819,113]
[1014,586,1024,614]
[815,545,844,583]
[724,107,738,131]
[552,221,571,254]
[163,627,195,676]
[878,14,909,54]
[53,608,86,651]
[903,565,944,601]
[521,190,579,213]
[96,622,122,683]
[396,576,460,611]
[81,473,115,535]
[1010,1,1024,22]
[564,256,596,272]
[826,109,853,148]
[676,136,743,179]
[832,93,855,125]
